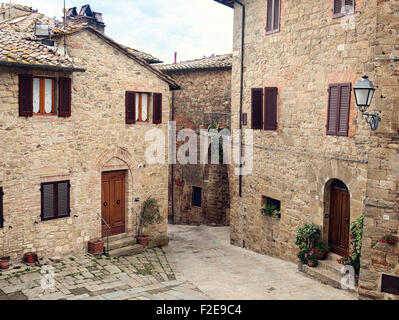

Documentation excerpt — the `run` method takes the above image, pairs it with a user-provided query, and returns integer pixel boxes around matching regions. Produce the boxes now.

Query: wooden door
[329,187,350,256]
[102,171,126,237]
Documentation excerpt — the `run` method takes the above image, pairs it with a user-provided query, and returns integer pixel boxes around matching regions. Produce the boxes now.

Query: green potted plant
[136,197,162,248]
[379,234,398,245]
[0,226,12,270]
[315,242,330,260]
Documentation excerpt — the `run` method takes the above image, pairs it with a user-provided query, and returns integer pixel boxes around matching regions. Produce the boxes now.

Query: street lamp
[353,76,380,131]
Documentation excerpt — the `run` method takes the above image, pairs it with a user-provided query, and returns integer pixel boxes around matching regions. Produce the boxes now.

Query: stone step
[317,253,343,276]
[299,261,358,294]
[106,233,133,243]
[108,237,137,251]
[108,244,144,257]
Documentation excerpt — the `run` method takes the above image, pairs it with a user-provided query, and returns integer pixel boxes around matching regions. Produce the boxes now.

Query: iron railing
[96,212,110,257]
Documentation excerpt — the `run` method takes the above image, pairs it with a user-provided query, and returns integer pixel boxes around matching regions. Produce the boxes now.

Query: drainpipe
[233,0,245,198]
[170,90,176,224]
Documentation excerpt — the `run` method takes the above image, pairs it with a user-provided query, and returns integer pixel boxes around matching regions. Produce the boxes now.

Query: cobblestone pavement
[0,248,209,300]
[166,225,358,300]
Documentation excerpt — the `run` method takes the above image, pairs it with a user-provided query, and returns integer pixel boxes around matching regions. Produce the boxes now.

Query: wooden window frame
[136,92,150,123]
[333,0,355,19]
[0,187,3,229]
[41,180,71,222]
[33,76,56,116]
[192,186,202,208]
[266,0,281,35]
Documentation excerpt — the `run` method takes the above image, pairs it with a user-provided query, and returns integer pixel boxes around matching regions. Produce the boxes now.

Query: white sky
[10,0,234,63]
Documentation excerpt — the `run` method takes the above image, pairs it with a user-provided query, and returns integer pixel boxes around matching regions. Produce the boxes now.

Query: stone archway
[90,146,142,234]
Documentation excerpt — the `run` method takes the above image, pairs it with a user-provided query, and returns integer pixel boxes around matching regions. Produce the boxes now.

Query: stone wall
[228,0,399,299]
[167,69,232,226]
[0,29,171,260]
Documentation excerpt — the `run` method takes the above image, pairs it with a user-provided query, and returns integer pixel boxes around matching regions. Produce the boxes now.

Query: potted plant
[136,197,162,248]
[315,242,330,260]
[306,249,318,267]
[379,234,398,245]
[88,239,105,256]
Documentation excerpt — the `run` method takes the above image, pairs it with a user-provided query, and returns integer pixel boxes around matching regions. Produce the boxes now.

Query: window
[41,181,71,221]
[33,77,55,115]
[125,91,163,124]
[192,187,202,208]
[0,187,3,229]
[19,75,72,117]
[333,0,354,19]
[251,87,278,131]
[266,0,281,35]
[326,83,351,136]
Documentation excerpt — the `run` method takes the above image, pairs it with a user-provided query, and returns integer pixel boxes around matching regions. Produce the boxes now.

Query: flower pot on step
[88,239,104,256]
[0,257,10,270]
[307,260,318,268]
[317,252,328,260]
[136,236,149,248]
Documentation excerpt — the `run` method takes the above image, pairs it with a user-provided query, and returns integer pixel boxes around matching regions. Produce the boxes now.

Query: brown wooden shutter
[19,74,33,117]
[0,187,3,229]
[273,0,281,32]
[333,0,343,17]
[266,0,273,33]
[327,84,339,135]
[251,88,263,130]
[153,93,163,124]
[264,87,278,130]
[125,91,136,124]
[59,77,72,117]
[337,83,351,136]
[345,0,354,8]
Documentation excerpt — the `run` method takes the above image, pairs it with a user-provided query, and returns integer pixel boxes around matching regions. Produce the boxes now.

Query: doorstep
[299,252,358,294]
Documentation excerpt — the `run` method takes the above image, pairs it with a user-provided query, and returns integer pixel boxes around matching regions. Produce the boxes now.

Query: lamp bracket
[362,111,381,131]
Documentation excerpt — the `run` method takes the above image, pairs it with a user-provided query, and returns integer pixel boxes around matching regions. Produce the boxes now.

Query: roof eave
[213,0,234,8]
[161,66,232,73]
[0,61,86,72]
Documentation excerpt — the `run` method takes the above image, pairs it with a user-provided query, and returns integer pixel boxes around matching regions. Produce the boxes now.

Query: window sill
[41,215,71,222]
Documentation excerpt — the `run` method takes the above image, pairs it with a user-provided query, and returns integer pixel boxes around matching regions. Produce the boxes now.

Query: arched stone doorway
[325,179,350,256]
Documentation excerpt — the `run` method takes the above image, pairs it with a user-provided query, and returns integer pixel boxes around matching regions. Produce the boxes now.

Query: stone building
[158,55,232,226]
[0,7,178,260]
[215,0,399,299]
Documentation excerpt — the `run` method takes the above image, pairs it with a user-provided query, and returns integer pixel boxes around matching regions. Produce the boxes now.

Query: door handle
[116,200,121,205]
[344,218,350,223]
[104,202,108,207]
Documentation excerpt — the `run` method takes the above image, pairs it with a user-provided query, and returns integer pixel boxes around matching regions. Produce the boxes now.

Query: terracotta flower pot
[317,252,328,260]
[24,252,35,264]
[0,257,10,270]
[88,239,104,256]
[136,236,149,248]
[307,259,318,268]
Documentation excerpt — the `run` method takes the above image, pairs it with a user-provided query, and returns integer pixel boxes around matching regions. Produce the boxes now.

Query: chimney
[65,4,106,34]
[174,51,177,64]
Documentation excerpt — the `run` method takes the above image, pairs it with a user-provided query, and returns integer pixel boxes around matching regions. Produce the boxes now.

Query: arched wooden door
[329,181,350,256]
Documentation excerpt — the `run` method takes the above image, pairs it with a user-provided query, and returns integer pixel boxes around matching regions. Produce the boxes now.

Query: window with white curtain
[33,77,55,115]
[135,92,150,122]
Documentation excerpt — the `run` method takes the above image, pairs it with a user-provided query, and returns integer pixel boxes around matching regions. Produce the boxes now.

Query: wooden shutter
[333,0,343,17]
[345,0,354,9]
[59,77,72,117]
[19,74,33,117]
[273,0,281,32]
[0,187,3,229]
[153,93,163,124]
[337,83,351,136]
[264,87,278,130]
[266,0,273,33]
[57,181,71,218]
[251,88,263,130]
[327,83,351,136]
[327,84,339,135]
[125,91,136,124]
[41,183,55,220]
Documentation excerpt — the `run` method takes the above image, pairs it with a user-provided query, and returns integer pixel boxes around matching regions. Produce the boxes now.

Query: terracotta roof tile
[157,54,232,72]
